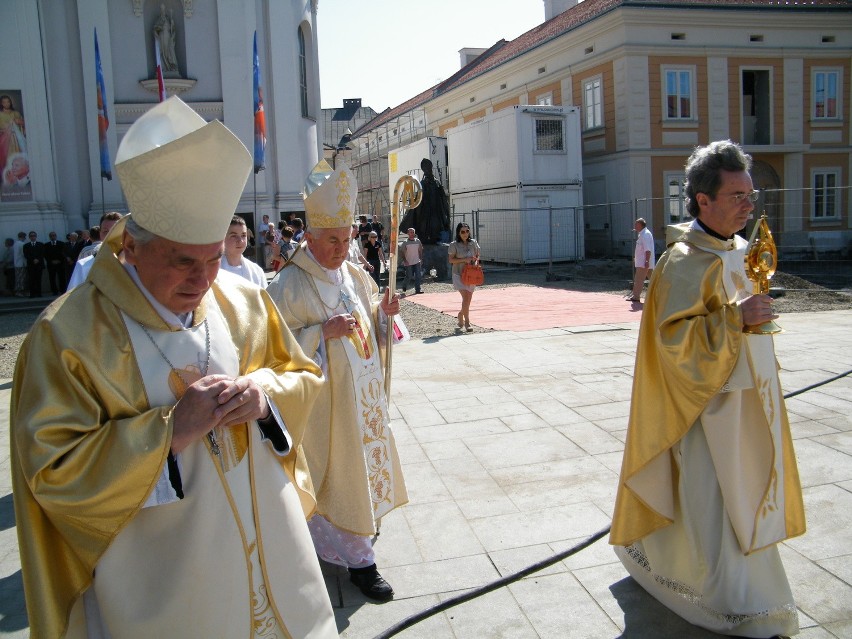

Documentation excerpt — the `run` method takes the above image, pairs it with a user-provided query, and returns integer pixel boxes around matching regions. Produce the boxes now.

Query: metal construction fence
[451,186,851,286]
[583,185,851,260]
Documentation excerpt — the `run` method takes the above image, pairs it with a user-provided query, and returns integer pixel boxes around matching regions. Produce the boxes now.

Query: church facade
[0,0,322,241]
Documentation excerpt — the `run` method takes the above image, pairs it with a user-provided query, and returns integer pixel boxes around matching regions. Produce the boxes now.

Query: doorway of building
[742,70,772,145]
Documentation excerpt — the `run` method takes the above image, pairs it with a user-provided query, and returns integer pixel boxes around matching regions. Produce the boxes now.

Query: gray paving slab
[403,500,486,561]
[554,421,625,455]
[468,502,611,553]
[430,457,518,519]
[793,439,852,487]
[791,419,845,439]
[817,414,852,432]
[501,466,618,515]
[816,554,852,587]
[488,542,571,579]
[2,309,852,638]
[780,545,852,625]
[463,428,587,470]
[812,430,852,456]
[439,586,540,638]
[784,484,852,563]
[412,417,510,444]
[498,411,553,432]
[523,398,587,426]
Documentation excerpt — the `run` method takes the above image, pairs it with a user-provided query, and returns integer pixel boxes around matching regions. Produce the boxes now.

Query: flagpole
[254,172,261,265]
[100,176,106,217]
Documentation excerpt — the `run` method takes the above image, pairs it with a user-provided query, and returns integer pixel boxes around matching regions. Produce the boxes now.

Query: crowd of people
[257,213,304,271]
[0,215,127,298]
[9,96,803,639]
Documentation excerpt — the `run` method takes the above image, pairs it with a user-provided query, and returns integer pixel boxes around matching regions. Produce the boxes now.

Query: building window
[663,68,694,120]
[536,92,553,106]
[665,173,687,222]
[535,118,564,152]
[813,69,840,119]
[812,170,840,219]
[583,77,602,130]
[298,27,309,118]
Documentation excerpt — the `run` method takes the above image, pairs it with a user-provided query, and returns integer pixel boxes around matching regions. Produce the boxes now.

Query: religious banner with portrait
[0,90,32,202]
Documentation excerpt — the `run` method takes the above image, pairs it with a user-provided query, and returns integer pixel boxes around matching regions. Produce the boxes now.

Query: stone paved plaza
[2,309,851,637]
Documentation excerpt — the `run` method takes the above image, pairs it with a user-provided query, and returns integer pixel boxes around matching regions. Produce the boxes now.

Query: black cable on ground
[373,526,611,639]
[782,367,852,399]
[372,368,852,639]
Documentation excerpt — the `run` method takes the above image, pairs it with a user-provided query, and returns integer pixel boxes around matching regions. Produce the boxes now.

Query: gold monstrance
[743,212,783,334]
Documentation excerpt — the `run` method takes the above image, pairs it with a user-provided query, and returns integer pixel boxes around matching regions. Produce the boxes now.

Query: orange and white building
[345,0,851,258]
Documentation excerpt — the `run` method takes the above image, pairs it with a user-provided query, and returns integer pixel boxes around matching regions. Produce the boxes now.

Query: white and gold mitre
[303,160,358,229]
[115,96,252,245]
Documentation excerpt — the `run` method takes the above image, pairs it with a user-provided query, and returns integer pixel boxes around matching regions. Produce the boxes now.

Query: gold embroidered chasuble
[267,249,408,537]
[11,229,335,638]
[610,222,805,551]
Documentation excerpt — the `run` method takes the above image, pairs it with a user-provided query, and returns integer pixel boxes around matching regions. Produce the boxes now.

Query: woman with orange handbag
[448,222,481,331]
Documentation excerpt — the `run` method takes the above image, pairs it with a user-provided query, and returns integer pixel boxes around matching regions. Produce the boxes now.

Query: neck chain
[136,318,219,456]
[137,317,211,383]
[307,270,345,313]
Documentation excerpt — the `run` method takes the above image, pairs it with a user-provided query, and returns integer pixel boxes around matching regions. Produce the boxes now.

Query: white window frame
[811,168,841,220]
[664,172,687,222]
[812,67,842,121]
[536,92,553,106]
[583,76,603,131]
[662,66,696,122]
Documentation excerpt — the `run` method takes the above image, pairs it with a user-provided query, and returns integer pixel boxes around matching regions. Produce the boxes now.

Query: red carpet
[405,286,644,331]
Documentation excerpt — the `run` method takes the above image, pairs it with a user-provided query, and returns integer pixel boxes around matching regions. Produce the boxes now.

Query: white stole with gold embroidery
[695,231,788,554]
[315,267,399,521]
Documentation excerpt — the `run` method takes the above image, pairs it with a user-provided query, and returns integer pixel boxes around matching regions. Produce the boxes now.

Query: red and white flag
[154,39,167,102]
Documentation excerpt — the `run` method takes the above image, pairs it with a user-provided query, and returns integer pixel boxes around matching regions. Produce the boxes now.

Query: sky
[317,0,547,113]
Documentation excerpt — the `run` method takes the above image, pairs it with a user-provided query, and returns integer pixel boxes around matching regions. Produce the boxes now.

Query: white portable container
[447,105,584,264]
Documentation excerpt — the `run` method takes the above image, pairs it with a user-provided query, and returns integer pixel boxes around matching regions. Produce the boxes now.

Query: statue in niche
[153,3,178,73]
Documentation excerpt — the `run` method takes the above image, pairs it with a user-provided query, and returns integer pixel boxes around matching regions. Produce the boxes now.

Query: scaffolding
[343,107,429,235]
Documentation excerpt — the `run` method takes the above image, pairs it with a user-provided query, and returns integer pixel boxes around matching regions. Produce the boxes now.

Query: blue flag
[94,29,112,180]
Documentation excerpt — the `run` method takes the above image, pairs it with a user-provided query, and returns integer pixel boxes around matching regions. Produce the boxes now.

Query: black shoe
[348,564,394,602]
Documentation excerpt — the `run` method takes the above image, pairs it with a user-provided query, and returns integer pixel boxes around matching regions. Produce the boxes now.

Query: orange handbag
[461,261,484,286]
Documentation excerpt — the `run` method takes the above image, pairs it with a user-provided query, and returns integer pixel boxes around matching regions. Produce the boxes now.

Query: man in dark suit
[64,232,80,287]
[44,231,66,295]
[72,230,86,261]
[22,231,45,298]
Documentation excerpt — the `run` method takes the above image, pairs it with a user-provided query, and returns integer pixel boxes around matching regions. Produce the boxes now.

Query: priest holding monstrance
[610,140,805,638]
[11,97,336,638]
